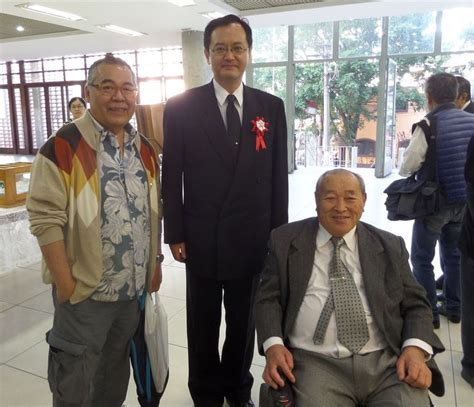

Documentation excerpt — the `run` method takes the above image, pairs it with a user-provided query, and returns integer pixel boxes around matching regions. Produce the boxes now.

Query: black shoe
[433,318,440,329]
[225,399,255,407]
[461,369,474,388]
[435,275,444,290]
[439,305,461,323]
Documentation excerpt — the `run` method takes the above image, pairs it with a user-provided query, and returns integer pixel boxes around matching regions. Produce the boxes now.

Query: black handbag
[384,120,444,221]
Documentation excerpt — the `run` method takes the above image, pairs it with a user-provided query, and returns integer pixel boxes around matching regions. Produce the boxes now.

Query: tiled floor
[0,166,473,406]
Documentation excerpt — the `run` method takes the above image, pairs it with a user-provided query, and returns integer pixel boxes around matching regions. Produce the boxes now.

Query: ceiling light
[16,25,25,32]
[96,24,146,37]
[15,3,86,21]
[168,0,196,6]
[201,11,224,20]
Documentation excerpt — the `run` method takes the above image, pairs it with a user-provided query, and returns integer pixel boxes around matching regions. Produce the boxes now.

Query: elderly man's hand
[263,344,296,389]
[396,346,432,389]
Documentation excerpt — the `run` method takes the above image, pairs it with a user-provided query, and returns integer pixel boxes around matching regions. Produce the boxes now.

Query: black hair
[68,97,86,110]
[203,14,252,51]
[425,73,458,105]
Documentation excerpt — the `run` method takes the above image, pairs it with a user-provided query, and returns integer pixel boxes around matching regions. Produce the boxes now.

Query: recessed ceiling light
[16,25,25,32]
[168,0,196,6]
[201,12,224,20]
[96,24,146,37]
[15,3,86,21]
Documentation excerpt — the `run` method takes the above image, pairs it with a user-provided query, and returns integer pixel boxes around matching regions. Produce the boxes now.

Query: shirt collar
[462,100,471,111]
[88,111,136,144]
[213,79,244,108]
[316,223,357,252]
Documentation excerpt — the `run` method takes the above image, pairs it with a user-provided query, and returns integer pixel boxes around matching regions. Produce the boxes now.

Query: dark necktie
[226,94,241,145]
[313,236,370,353]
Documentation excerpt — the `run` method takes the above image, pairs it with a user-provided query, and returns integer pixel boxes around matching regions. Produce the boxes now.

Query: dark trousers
[411,204,464,320]
[186,271,259,407]
[461,254,474,379]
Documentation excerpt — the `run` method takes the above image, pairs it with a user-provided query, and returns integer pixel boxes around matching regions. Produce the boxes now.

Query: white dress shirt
[212,79,243,128]
[399,118,430,177]
[263,225,433,359]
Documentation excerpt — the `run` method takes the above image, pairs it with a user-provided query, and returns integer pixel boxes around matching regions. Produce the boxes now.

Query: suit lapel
[285,219,318,334]
[357,223,387,333]
[198,82,235,174]
[236,85,262,170]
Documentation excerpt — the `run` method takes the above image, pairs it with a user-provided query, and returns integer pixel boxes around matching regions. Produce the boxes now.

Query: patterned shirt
[90,118,151,301]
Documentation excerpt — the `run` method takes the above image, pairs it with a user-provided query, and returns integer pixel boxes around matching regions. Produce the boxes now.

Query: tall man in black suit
[256,170,444,406]
[162,14,288,407]
[456,76,474,113]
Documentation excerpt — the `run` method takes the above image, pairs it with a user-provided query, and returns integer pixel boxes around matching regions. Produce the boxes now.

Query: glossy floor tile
[1,166,473,406]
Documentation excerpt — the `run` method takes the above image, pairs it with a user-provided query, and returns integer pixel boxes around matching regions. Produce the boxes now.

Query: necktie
[313,236,369,353]
[226,94,241,145]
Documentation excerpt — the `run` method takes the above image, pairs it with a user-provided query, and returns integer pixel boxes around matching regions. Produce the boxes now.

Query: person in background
[26,54,162,406]
[255,169,444,407]
[162,14,288,407]
[460,136,474,387]
[400,72,474,329]
[455,76,474,113]
[436,76,473,293]
[68,96,87,121]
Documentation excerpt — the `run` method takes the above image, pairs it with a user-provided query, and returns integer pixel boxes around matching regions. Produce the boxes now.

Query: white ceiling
[0,0,472,62]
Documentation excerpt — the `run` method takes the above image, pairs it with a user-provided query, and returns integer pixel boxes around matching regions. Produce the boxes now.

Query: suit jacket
[162,82,288,280]
[465,100,474,114]
[460,137,474,256]
[255,217,445,396]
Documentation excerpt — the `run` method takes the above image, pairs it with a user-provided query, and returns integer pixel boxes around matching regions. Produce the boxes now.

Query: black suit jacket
[464,100,474,114]
[256,218,445,396]
[162,82,288,280]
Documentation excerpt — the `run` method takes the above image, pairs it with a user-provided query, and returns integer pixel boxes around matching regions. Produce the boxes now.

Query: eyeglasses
[211,45,248,56]
[89,83,137,97]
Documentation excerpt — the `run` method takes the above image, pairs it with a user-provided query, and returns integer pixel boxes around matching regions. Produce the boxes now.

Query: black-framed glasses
[211,45,248,56]
[89,83,137,97]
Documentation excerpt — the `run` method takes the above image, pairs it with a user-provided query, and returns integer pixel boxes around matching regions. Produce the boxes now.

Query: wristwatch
[156,254,164,263]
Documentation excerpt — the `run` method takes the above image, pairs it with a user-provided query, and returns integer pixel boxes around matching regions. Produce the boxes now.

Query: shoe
[461,369,474,388]
[435,275,444,290]
[433,318,440,329]
[225,399,255,407]
[439,305,461,323]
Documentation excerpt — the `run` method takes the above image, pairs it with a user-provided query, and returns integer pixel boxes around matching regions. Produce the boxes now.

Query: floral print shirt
[91,121,150,302]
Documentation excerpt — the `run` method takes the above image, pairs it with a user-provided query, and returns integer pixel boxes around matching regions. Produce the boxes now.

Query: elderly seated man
[255,169,445,407]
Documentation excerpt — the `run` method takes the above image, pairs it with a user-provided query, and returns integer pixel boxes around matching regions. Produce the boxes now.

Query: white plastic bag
[144,292,169,393]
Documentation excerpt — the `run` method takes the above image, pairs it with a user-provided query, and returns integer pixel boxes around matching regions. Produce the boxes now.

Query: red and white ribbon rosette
[251,116,269,152]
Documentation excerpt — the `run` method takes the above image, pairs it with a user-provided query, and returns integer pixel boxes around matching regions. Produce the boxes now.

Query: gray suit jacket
[255,217,445,396]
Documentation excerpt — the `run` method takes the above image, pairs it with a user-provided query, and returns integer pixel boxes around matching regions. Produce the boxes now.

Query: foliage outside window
[388,12,436,55]
[441,7,474,52]
[252,26,288,63]
[294,22,333,61]
[339,18,382,58]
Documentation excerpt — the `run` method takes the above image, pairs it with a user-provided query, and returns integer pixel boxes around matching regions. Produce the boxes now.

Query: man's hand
[263,344,296,389]
[396,346,432,389]
[170,242,187,262]
[56,275,76,304]
[149,262,162,293]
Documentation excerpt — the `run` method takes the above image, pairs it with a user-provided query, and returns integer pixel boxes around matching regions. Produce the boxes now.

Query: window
[294,22,333,61]
[1,47,184,154]
[442,8,474,52]
[339,18,382,58]
[388,13,436,55]
[252,26,288,63]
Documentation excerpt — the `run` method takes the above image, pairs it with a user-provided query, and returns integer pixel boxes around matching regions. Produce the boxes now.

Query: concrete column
[181,30,212,90]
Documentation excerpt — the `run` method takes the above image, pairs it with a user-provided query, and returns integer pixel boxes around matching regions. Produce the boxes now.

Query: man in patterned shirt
[27,54,162,406]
